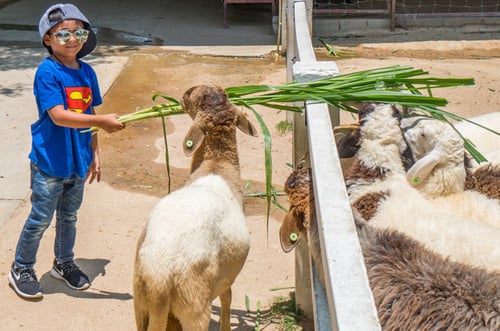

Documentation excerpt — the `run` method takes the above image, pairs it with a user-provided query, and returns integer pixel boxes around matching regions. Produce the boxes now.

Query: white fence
[284,1,381,330]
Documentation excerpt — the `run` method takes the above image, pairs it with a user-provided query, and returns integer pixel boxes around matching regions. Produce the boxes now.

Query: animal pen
[311,0,500,30]
[282,1,498,328]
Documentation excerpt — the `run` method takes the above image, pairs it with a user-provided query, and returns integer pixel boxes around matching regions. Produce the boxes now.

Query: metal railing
[310,0,500,31]
[314,0,396,30]
[284,1,381,330]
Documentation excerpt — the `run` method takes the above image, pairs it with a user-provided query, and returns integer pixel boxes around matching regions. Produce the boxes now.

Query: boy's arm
[47,104,124,133]
[87,106,101,184]
[87,133,100,183]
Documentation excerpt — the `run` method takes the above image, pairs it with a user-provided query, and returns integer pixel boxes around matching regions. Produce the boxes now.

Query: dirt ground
[1,40,499,330]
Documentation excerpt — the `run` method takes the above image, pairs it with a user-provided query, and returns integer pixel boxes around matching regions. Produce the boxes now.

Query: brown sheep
[133,85,257,331]
[465,162,500,200]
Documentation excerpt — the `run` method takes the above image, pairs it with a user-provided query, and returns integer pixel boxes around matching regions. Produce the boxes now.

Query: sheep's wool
[139,174,249,284]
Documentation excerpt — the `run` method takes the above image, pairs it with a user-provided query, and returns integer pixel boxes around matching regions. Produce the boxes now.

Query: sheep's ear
[235,107,259,137]
[183,124,205,156]
[335,125,361,158]
[406,149,442,186]
[279,210,304,253]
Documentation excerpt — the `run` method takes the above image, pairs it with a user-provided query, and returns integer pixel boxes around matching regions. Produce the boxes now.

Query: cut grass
[245,291,303,331]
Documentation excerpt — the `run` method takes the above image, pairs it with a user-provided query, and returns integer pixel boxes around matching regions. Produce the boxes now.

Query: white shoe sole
[8,271,43,299]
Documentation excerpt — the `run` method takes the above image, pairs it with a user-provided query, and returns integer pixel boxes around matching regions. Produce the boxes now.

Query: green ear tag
[412,176,420,185]
[290,232,298,242]
[185,139,193,148]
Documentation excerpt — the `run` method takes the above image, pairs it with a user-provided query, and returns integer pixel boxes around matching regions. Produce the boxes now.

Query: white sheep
[401,116,466,195]
[402,114,500,190]
[133,85,258,331]
[450,112,500,171]
[482,148,500,165]
[280,166,500,331]
[453,111,500,158]
[400,115,500,228]
[340,103,500,272]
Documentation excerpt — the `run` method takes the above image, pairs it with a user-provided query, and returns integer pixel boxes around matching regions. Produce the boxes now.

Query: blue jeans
[14,163,86,269]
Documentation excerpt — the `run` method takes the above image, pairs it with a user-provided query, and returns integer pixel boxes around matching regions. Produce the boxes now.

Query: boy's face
[44,19,86,58]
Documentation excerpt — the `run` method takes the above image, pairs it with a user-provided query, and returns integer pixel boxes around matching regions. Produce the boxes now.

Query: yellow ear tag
[412,176,420,185]
[290,232,298,242]
[185,140,193,148]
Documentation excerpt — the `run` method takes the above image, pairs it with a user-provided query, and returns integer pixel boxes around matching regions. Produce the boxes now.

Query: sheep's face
[359,103,403,143]
[402,117,450,159]
[336,103,403,157]
[182,84,239,133]
[279,166,313,253]
[182,85,237,135]
[337,103,415,174]
[402,116,466,188]
[284,166,313,218]
[181,84,258,138]
[181,85,258,157]
[181,84,230,119]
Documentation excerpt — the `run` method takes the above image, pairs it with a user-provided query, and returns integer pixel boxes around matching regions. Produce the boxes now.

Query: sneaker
[50,260,91,290]
[8,263,43,299]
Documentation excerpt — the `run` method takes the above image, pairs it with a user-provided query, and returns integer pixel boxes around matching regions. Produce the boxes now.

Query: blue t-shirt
[30,57,102,179]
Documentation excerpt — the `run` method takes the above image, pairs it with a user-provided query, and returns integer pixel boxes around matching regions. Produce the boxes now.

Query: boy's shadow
[39,258,133,300]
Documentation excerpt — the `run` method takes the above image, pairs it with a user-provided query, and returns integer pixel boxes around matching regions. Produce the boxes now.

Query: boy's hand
[87,160,101,184]
[101,113,125,133]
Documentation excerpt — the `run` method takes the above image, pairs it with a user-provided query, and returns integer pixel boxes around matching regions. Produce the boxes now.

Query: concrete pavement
[0,5,292,329]
[0,0,278,46]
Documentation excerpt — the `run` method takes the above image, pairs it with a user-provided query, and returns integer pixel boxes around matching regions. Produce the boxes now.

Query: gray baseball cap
[38,3,97,58]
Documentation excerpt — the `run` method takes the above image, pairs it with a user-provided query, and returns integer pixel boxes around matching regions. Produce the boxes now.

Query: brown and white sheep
[133,85,257,331]
[337,114,500,201]
[338,103,500,271]
[280,166,500,331]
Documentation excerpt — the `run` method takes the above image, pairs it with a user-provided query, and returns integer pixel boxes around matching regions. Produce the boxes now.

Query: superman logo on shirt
[65,87,92,113]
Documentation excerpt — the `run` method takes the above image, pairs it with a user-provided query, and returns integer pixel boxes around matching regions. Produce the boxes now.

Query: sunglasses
[52,29,89,45]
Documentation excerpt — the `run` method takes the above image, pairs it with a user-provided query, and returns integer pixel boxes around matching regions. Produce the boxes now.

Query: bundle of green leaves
[85,65,498,218]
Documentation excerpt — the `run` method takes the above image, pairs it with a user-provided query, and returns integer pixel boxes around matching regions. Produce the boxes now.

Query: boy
[9,3,125,299]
